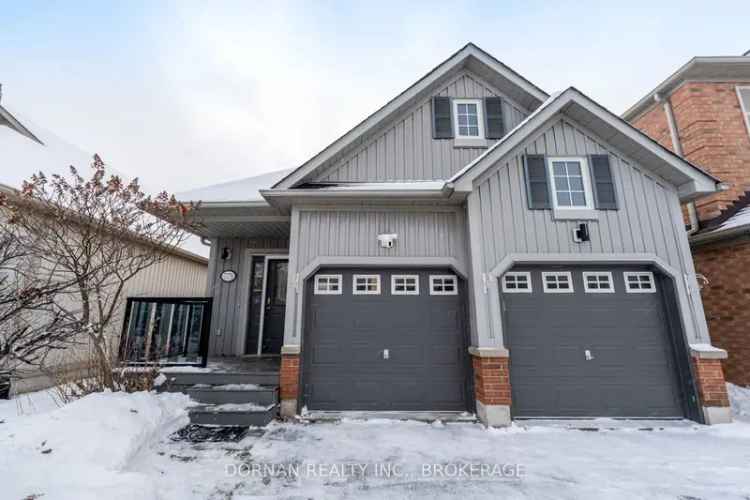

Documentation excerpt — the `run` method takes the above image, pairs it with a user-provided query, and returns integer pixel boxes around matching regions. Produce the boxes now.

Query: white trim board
[449,87,719,199]
[242,252,289,356]
[273,43,548,189]
[480,253,707,351]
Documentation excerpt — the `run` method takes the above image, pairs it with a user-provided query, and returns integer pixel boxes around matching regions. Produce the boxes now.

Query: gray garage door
[501,266,685,418]
[303,268,469,411]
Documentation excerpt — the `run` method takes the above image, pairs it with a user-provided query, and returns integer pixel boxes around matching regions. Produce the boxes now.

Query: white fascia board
[451,88,720,197]
[623,56,750,121]
[260,188,448,199]
[450,90,569,192]
[273,44,548,190]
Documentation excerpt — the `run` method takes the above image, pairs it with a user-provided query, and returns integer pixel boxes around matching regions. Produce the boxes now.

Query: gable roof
[272,43,549,189]
[623,56,750,122]
[449,87,721,200]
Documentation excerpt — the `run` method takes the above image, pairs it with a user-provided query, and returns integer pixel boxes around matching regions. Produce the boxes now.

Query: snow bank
[729,383,750,422]
[0,391,192,500]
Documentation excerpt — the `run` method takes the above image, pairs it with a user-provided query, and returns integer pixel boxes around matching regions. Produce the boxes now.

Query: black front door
[261,259,288,354]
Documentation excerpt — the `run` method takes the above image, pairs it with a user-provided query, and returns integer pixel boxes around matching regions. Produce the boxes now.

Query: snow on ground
[3,385,750,499]
[0,390,192,500]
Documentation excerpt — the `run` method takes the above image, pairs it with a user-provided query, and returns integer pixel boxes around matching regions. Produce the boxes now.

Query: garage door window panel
[353,274,381,295]
[391,275,419,295]
[542,272,574,293]
[502,272,532,293]
[429,275,458,295]
[624,272,656,293]
[583,272,615,293]
[314,274,343,295]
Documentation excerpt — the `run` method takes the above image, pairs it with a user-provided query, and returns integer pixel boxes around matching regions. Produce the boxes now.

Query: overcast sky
[2,1,749,193]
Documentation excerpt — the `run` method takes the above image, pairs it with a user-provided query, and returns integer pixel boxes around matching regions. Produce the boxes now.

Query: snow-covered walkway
[2,386,750,499]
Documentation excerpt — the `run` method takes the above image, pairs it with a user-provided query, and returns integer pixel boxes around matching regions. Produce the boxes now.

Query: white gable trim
[273,43,548,190]
[449,87,720,199]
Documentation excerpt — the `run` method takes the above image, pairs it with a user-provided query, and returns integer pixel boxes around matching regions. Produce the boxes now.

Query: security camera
[377,233,397,249]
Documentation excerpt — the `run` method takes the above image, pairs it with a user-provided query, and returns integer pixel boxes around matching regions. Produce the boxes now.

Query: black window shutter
[432,96,453,139]
[589,154,618,210]
[484,97,504,139]
[524,154,551,209]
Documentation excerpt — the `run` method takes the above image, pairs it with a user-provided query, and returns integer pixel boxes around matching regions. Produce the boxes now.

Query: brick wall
[692,356,731,407]
[280,354,300,401]
[472,355,511,406]
[631,81,750,222]
[693,240,750,386]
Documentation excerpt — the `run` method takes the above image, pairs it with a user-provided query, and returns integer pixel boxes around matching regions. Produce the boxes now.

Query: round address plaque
[220,270,237,283]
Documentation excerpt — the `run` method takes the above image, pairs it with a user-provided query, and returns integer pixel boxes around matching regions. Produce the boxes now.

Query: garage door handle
[383,349,389,360]
[585,349,594,361]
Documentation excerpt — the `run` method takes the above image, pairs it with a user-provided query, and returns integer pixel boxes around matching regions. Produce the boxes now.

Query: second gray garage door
[303,268,470,411]
[501,266,685,419]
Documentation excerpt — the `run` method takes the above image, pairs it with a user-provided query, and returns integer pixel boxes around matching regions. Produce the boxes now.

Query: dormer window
[548,157,594,210]
[453,99,484,138]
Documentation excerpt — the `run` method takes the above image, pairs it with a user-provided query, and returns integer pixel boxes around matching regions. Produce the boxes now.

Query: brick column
[691,348,731,424]
[470,347,511,426]
[279,352,300,418]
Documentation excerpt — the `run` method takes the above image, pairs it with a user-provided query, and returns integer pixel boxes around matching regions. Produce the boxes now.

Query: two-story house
[625,52,750,388]
[163,44,730,426]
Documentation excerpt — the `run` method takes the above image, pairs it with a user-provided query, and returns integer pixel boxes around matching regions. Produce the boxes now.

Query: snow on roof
[175,168,295,203]
[0,105,99,189]
[0,104,209,260]
[714,206,750,232]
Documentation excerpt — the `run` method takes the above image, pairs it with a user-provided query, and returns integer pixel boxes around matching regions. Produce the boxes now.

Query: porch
[157,356,281,426]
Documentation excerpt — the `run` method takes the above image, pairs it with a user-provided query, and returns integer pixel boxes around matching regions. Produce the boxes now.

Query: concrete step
[188,403,277,427]
[186,384,278,406]
[160,371,279,388]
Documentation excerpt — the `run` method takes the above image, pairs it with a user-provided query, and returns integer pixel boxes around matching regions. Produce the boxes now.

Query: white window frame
[501,271,533,293]
[582,271,615,294]
[452,98,485,139]
[736,86,750,139]
[429,275,458,296]
[391,274,420,296]
[623,271,657,294]
[314,274,343,295]
[547,156,595,210]
[542,271,574,294]
[352,274,381,295]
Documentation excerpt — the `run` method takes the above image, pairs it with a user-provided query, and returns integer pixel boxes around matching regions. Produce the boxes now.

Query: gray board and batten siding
[206,237,289,356]
[313,71,530,183]
[468,114,710,346]
[282,205,472,348]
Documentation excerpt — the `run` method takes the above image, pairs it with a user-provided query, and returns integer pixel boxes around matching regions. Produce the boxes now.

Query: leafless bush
[47,339,162,403]
[4,156,200,392]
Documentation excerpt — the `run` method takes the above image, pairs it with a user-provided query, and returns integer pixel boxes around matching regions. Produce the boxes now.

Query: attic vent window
[453,99,484,138]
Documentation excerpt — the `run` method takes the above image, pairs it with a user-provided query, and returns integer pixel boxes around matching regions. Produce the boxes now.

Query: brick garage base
[471,352,511,427]
[279,353,300,418]
[693,241,750,387]
[692,354,731,424]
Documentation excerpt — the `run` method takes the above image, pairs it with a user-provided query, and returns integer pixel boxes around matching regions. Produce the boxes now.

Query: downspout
[200,237,212,247]
[655,92,699,234]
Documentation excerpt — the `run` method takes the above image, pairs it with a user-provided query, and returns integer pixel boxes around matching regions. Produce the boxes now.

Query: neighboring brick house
[624,53,750,387]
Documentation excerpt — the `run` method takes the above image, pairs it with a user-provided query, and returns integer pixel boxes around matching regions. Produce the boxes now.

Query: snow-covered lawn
[2,386,750,500]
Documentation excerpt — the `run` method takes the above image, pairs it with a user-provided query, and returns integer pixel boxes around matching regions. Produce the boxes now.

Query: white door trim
[253,253,289,356]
